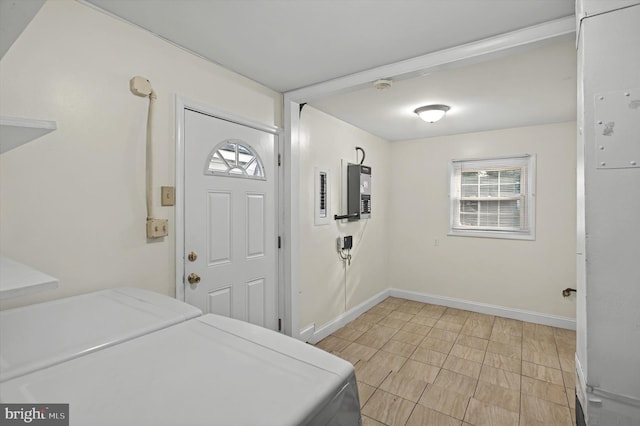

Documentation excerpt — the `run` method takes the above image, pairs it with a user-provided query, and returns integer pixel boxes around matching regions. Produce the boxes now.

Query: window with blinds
[449,155,536,240]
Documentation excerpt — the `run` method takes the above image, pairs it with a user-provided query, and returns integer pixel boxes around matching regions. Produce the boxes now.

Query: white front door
[184,109,278,330]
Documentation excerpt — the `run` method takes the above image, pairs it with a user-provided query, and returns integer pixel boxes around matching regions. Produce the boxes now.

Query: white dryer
[0,287,202,381]
[0,314,361,426]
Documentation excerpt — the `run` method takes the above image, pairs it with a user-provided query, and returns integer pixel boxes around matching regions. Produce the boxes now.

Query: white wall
[576,2,640,423]
[0,0,281,309]
[298,106,390,331]
[389,122,577,319]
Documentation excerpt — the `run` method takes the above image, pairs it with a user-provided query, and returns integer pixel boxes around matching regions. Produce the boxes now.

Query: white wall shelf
[0,116,57,154]
[0,256,59,300]
[0,0,46,59]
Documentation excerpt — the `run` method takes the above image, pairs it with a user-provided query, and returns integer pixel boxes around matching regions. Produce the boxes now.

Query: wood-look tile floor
[314,297,577,426]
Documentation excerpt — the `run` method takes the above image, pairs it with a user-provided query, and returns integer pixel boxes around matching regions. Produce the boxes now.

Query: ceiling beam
[285,16,575,103]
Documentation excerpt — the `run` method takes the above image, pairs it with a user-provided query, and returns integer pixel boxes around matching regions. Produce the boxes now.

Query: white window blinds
[449,155,536,240]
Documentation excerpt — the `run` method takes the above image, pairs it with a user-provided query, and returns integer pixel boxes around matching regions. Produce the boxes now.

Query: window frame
[448,154,536,240]
[204,139,266,180]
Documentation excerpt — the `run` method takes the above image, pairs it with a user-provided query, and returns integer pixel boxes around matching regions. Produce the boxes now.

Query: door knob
[187,251,198,262]
[187,273,201,285]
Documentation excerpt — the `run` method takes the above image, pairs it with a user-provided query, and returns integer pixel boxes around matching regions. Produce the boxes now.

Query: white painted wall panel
[247,278,265,327]
[246,194,266,258]
[208,287,232,317]
[577,2,640,422]
[577,0,640,19]
[208,192,232,265]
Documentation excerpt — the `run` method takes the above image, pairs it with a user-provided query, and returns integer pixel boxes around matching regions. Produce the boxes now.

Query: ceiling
[81,0,577,141]
[312,39,577,141]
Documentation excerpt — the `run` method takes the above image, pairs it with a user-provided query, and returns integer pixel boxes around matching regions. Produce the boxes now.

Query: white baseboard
[305,289,390,344]
[389,288,576,330]
[299,323,315,342]
[302,288,576,344]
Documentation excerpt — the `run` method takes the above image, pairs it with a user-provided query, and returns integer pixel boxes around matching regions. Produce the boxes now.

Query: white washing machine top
[0,314,361,426]
[0,287,202,382]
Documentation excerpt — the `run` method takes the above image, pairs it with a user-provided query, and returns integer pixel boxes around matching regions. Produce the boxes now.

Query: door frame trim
[175,96,283,325]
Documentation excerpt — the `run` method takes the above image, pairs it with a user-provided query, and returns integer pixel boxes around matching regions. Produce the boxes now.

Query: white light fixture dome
[414,104,450,123]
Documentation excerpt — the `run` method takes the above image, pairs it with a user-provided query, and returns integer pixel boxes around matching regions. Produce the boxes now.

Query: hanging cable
[337,247,351,313]
[338,248,352,266]
[342,250,348,312]
[355,146,366,165]
[130,76,167,239]
[145,89,157,221]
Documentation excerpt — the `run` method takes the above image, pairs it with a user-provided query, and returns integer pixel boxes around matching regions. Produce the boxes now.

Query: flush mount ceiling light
[414,104,450,123]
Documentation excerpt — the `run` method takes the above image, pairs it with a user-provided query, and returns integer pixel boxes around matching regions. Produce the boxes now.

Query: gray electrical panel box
[347,164,371,221]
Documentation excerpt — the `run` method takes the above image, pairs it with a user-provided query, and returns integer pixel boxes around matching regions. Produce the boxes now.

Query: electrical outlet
[147,218,168,238]
[161,186,175,206]
[337,235,353,251]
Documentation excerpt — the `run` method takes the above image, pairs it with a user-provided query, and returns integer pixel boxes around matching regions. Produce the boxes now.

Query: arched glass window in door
[205,139,265,180]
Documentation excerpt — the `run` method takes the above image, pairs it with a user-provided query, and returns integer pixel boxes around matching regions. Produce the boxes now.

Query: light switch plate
[161,186,175,206]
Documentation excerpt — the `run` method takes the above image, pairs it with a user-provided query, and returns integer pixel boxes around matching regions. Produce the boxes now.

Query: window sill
[447,229,535,241]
